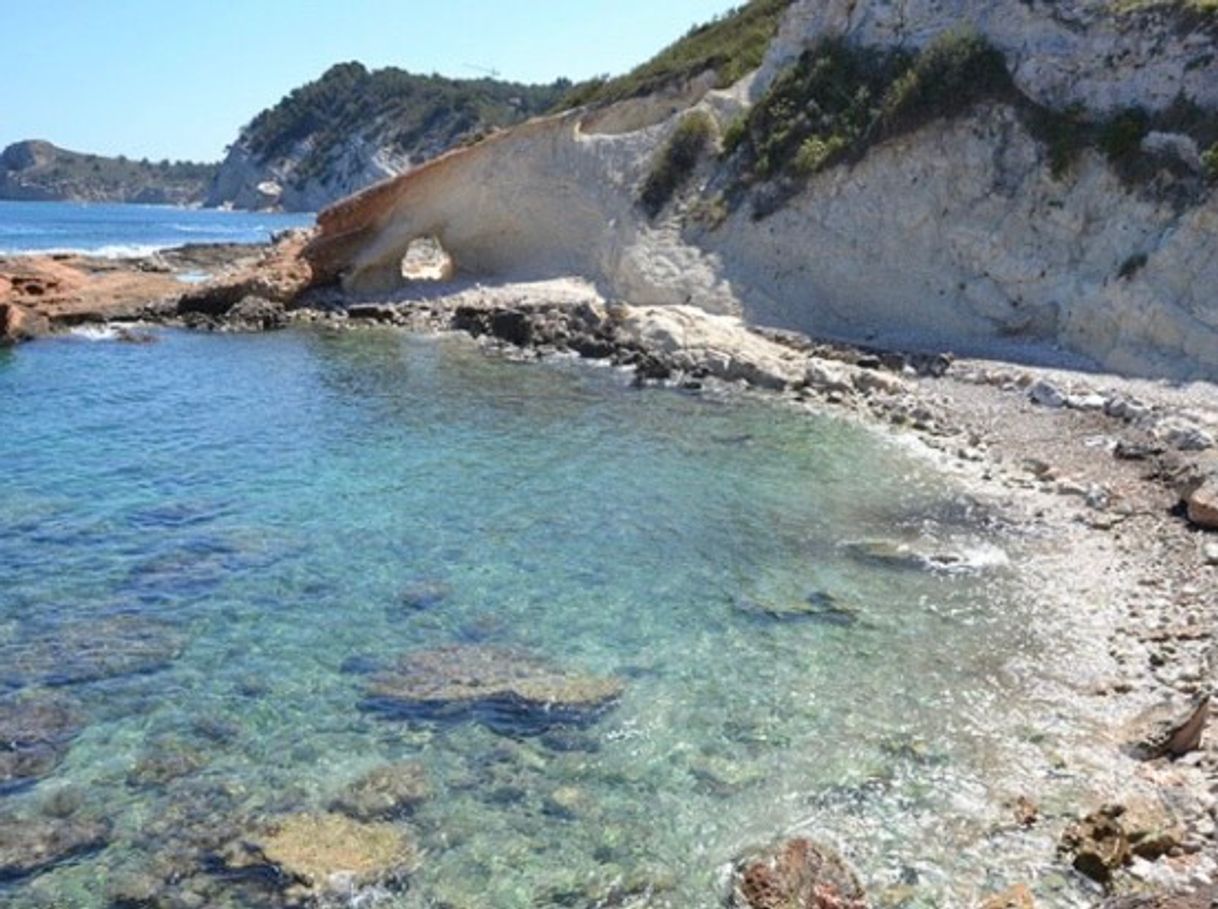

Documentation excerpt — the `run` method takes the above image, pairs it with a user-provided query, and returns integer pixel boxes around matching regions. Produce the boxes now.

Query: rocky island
[3,1,1218,907]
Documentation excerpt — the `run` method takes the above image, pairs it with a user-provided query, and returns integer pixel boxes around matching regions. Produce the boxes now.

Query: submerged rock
[0,693,83,792]
[330,762,430,821]
[362,645,624,734]
[0,814,110,880]
[840,538,1004,573]
[395,578,453,612]
[3,614,186,688]
[727,837,868,909]
[735,591,859,626]
[226,812,416,905]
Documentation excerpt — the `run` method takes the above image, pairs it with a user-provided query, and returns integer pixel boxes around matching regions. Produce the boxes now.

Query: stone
[1125,694,1210,760]
[227,812,416,904]
[1186,480,1218,530]
[364,645,624,734]
[1060,805,1131,883]
[0,815,110,881]
[1203,542,1218,566]
[979,884,1035,909]
[1028,381,1066,409]
[0,302,49,344]
[330,762,430,821]
[1121,794,1185,861]
[2,614,186,688]
[727,837,868,909]
[0,694,83,792]
[1156,419,1214,452]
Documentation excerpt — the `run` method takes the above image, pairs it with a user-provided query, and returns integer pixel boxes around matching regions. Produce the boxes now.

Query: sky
[0,0,740,164]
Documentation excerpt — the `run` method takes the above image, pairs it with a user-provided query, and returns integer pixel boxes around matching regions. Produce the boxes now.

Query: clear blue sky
[0,0,739,163]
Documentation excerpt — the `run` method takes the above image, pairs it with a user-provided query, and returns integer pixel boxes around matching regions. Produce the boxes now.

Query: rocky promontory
[0,140,216,205]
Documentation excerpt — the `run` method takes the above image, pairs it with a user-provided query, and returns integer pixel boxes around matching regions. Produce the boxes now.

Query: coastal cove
[4,0,1218,904]
[0,324,1184,907]
[0,293,1214,905]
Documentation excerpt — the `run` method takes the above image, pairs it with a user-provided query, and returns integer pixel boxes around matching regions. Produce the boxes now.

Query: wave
[0,243,174,259]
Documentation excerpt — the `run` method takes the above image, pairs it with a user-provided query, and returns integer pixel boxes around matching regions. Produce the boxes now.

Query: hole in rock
[400,236,455,282]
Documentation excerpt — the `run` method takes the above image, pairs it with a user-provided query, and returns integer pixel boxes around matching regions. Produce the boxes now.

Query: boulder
[0,815,110,881]
[1124,694,1209,760]
[330,762,430,821]
[0,302,49,344]
[1060,805,1131,883]
[1186,479,1218,530]
[362,645,624,734]
[727,838,868,909]
[1120,793,1185,861]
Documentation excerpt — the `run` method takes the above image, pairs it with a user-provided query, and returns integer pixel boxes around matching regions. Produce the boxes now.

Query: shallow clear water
[0,200,313,256]
[0,329,1093,907]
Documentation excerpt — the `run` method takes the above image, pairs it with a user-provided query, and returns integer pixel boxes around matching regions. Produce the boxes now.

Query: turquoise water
[0,328,1089,907]
[0,200,313,256]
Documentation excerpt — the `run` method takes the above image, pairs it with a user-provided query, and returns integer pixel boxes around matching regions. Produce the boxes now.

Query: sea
[0,199,313,256]
[0,207,1110,907]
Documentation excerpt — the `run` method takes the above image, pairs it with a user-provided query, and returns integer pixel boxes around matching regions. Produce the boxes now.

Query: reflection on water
[0,328,1092,907]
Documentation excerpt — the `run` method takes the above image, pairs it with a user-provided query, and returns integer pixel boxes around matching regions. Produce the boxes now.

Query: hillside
[302,0,1218,382]
[206,63,571,212]
[0,140,216,205]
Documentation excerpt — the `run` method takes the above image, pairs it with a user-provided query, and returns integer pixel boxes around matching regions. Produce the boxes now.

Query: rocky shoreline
[2,241,1217,907]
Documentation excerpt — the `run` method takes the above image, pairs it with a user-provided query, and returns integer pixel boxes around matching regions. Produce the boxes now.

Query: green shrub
[639,111,716,217]
[1203,143,1218,181]
[558,0,794,109]
[732,30,1013,185]
[721,115,749,156]
[1099,108,1150,166]
[875,29,1013,136]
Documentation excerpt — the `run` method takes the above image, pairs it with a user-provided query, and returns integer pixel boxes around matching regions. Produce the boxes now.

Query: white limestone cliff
[303,1,1218,381]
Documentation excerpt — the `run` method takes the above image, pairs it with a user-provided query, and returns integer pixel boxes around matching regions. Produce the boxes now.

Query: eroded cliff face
[304,1,1218,381]
[756,0,1218,112]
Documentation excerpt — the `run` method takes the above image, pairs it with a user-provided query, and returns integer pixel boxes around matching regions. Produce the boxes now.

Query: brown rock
[1125,694,1209,760]
[979,884,1034,909]
[1186,479,1218,529]
[727,837,868,909]
[0,302,49,344]
[1121,793,1184,860]
[1060,805,1130,884]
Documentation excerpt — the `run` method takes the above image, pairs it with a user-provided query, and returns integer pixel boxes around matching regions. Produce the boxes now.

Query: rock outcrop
[0,140,214,205]
[301,2,1218,382]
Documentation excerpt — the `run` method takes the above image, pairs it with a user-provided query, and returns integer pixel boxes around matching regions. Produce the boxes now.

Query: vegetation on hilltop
[558,0,795,109]
[239,62,571,180]
[0,140,216,204]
